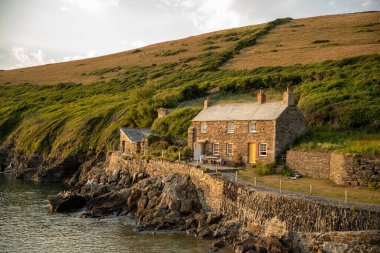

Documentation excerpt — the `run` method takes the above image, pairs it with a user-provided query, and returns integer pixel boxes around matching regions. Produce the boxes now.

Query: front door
[248,143,256,164]
[194,143,204,161]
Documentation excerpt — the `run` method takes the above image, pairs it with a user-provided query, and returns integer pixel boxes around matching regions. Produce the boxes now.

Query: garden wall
[287,150,380,187]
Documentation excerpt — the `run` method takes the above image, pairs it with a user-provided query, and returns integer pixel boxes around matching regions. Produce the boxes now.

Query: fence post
[235,171,238,182]
[309,184,312,195]
[280,179,282,193]
[254,177,257,187]
[345,190,348,203]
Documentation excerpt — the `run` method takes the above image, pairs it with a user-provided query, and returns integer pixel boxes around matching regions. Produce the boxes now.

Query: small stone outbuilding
[188,89,306,165]
[120,128,151,155]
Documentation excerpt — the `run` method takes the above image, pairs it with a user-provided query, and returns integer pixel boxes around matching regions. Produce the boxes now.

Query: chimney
[257,90,266,104]
[283,87,294,105]
[204,97,210,109]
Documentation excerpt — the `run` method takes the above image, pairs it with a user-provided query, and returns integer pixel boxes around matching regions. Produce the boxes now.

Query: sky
[0,0,379,70]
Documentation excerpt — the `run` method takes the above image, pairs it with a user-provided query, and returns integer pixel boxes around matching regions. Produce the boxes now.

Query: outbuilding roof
[191,101,288,121]
[120,128,152,142]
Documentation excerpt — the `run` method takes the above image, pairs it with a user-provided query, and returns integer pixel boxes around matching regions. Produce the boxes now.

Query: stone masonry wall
[275,106,306,156]
[191,120,276,164]
[287,150,380,186]
[291,230,380,253]
[286,150,331,179]
[107,152,380,236]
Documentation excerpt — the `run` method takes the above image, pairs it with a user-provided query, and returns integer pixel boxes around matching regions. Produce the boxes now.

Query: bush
[256,163,276,176]
[181,146,192,158]
[280,166,293,177]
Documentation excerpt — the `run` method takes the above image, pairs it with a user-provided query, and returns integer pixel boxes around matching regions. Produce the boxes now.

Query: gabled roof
[120,128,152,142]
[192,101,288,121]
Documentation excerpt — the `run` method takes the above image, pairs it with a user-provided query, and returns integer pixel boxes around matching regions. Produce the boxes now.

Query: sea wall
[107,152,380,237]
[287,150,380,186]
[291,230,380,253]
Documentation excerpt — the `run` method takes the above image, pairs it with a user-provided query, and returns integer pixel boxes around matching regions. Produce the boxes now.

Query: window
[259,143,267,156]
[249,122,257,133]
[200,122,207,133]
[226,143,233,156]
[213,143,220,156]
[227,122,234,133]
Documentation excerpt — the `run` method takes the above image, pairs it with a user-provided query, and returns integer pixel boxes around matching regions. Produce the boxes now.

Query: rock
[207,213,223,225]
[213,240,225,248]
[128,188,142,204]
[234,239,256,253]
[180,199,193,214]
[86,188,131,214]
[48,193,86,213]
[137,195,148,213]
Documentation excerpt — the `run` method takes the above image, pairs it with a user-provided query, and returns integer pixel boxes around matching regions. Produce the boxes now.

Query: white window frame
[213,143,220,156]
[227,121,234,133]
[200,122,207,133]
[249,121,257,133]
[226,143,233,156]
[259,143,267,156]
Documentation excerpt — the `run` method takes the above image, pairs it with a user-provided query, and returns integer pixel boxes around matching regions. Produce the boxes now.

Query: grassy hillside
[0,12,379,161]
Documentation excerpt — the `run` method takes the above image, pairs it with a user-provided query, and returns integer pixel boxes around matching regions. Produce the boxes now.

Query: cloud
[10,47,96,69]
[11,47,50,68]
[122,40,148,49]
[361,0,380,7]
[158,0,241,32]
[62,51,96,61]
[61,0,119,12]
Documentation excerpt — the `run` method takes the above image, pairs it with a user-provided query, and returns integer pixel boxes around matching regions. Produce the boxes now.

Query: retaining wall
[287,150,380,186]
[107,152,380,237]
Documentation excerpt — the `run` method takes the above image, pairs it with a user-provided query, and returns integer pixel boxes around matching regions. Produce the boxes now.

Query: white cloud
[11,47,49,68]
[62,51,96,61]
[158,0,241,32]
[60,6,71,11]
[10,47,96,69]
[122,40,148,49]
[61,0,119,12]
[361,0,380,7]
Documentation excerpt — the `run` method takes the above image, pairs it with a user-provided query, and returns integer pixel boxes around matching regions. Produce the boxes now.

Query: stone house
[120,128,151,155]
[188,89,306,165]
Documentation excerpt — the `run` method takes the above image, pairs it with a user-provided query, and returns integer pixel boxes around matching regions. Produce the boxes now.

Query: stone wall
[107,152,380,236]
[287,150,380,186]
[330,153,380,186]
[291,230,380,253]
[286,150,331,179]
[190,120,276,164]
[275,106,306,156]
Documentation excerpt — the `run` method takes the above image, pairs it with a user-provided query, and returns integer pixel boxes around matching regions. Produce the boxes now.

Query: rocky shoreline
[2,150,379,253]
[48,167,291,253]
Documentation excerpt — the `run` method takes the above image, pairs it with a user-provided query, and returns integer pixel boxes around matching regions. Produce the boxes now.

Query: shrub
[181,146,192,158]
[256,163,276,176]
[280,166,293,177]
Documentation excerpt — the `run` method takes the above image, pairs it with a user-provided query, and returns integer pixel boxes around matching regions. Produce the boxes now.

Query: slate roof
[192,102,288,121]
[120,128,152,142]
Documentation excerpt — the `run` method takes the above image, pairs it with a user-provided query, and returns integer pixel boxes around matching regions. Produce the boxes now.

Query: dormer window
[227,122,234,133]
[249,122,257,133]
[200,122,207,133]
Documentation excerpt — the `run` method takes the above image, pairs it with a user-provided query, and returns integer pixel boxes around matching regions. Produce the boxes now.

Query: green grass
[239,169,380,204]
[0,16,379,161]
[292,127,380,154]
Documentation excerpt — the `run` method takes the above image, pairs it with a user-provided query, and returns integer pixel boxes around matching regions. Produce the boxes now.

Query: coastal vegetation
[0,12,379,161]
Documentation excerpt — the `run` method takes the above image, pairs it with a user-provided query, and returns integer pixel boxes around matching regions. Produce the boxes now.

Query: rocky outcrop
[48,166,292,253]
[48,193,86,213]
